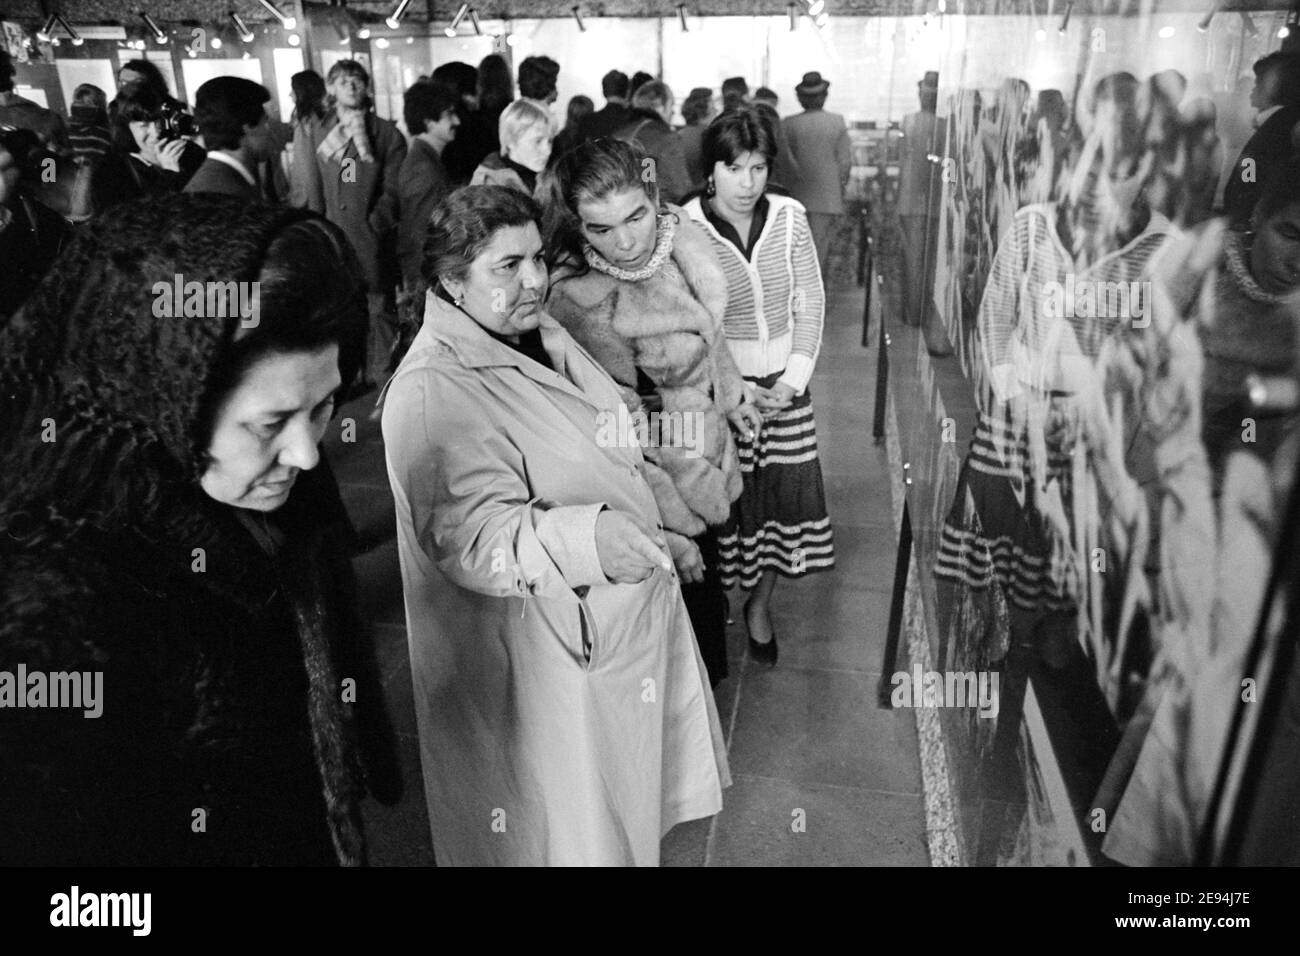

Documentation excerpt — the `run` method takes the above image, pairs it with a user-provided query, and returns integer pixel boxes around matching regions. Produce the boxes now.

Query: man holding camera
[91,83,204,212]
[184,77,278,202]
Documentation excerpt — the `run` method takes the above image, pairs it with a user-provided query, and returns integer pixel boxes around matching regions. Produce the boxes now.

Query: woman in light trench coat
[381,185,730,866]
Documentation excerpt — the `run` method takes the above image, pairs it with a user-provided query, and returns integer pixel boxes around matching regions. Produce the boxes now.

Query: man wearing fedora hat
[783,71,851,279]
[899,70,951,355]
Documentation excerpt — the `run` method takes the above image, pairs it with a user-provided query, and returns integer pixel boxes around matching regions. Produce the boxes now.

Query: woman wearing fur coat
[542,138,763,686]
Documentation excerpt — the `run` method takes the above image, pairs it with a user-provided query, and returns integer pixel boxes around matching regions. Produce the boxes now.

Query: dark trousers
[680,527,729,688]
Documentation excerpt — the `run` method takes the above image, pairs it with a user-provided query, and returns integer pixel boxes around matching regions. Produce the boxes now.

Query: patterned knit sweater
[976,202,1175,408]
[682,193,825,394]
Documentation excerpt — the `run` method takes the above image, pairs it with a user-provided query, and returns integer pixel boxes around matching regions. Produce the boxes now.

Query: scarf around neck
[584,211,677,282]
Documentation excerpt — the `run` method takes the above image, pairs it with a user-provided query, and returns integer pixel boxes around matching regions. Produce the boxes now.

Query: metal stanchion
[860,235,874,346]
[878,462,912,707]
[872,276,888,444]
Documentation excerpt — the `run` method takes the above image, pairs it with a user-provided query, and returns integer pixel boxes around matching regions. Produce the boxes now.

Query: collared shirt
[700,193,770,261]
[206,150,258,187]
[1254,104,1284,129]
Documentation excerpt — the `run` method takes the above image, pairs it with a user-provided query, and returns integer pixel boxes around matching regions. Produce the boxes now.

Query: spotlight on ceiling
[230,11,255,42]
[573,6,586,31]
[256,0,296,31]
[55,14,83,45]
[448,3,469,34]
[386,0,412,31]
[140,11,169,44]
[678,4,689,32]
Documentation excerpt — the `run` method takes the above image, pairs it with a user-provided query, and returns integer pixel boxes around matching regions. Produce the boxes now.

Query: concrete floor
[327,277,929,867]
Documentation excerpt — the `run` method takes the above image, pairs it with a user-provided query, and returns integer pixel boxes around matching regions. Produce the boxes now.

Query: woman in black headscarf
[0,194,398,866]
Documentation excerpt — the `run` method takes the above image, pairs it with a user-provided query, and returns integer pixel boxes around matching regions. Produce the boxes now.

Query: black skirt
[719,371,835,589]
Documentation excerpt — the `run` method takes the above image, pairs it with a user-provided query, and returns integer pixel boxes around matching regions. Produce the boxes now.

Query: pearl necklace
[1224,232,1298,306]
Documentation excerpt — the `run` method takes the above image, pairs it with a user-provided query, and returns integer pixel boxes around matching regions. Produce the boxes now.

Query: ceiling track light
[572,6,586,31]
[48,13,81,44]
[814,11,829,27]
[386,0,412,30]
[140,11,168,44]
[229,11,255,43]
[1239,11,1259,37]
[1196,2,1218,33]
[809,0,824,15]
[678,4,689,32]
[1059,0,1073,34]
[36,14,57,42]
[256,0,297,31]
[788,2,798,30]
[469,8,482,34]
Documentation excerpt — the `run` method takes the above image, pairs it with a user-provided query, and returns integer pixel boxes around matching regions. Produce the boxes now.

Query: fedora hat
[796,71,830,95]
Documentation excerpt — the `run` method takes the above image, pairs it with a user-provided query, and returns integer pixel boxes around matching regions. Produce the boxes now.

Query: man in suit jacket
[184,77,277,202]
[316,60,407,384]
[397,80,459,286]
[1223,52,1300,225]
[580,70,632,143]
[0,49,69,153]
[782,72,852,278]
[898,71,950,355]
[615,81,690,205]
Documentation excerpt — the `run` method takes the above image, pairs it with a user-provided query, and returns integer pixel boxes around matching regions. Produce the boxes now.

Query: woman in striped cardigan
[684,108,836,664]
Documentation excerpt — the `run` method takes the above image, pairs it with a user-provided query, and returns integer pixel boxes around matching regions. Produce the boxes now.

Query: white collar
[206,150,257,186]
[1255,104,1284,129]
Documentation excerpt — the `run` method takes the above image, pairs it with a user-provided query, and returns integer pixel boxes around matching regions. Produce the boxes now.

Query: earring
[705,178,716,197]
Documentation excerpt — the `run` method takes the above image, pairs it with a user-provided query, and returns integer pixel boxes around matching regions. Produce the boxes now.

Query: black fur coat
[0,195,398,866]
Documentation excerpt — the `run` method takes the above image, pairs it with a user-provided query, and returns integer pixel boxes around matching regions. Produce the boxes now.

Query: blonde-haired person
[470,98,554,194]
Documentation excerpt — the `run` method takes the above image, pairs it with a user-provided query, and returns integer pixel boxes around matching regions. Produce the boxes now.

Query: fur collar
[551,205,728,342]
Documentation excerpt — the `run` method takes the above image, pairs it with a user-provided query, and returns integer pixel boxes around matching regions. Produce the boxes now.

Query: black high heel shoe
[744,600,778,667]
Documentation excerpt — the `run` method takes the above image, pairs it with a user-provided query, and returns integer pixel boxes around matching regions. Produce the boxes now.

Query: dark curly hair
[539,137,660,271]
[422,184,541,292]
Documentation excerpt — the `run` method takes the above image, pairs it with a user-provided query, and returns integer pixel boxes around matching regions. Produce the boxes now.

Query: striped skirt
[934,396,1077,612]
[719,372,835,590]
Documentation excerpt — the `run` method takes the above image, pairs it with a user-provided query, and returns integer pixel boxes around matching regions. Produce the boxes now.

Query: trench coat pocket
[576,585,601,671]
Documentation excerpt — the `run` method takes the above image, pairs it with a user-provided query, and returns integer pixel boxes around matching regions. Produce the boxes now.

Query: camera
[158,102,197,141]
